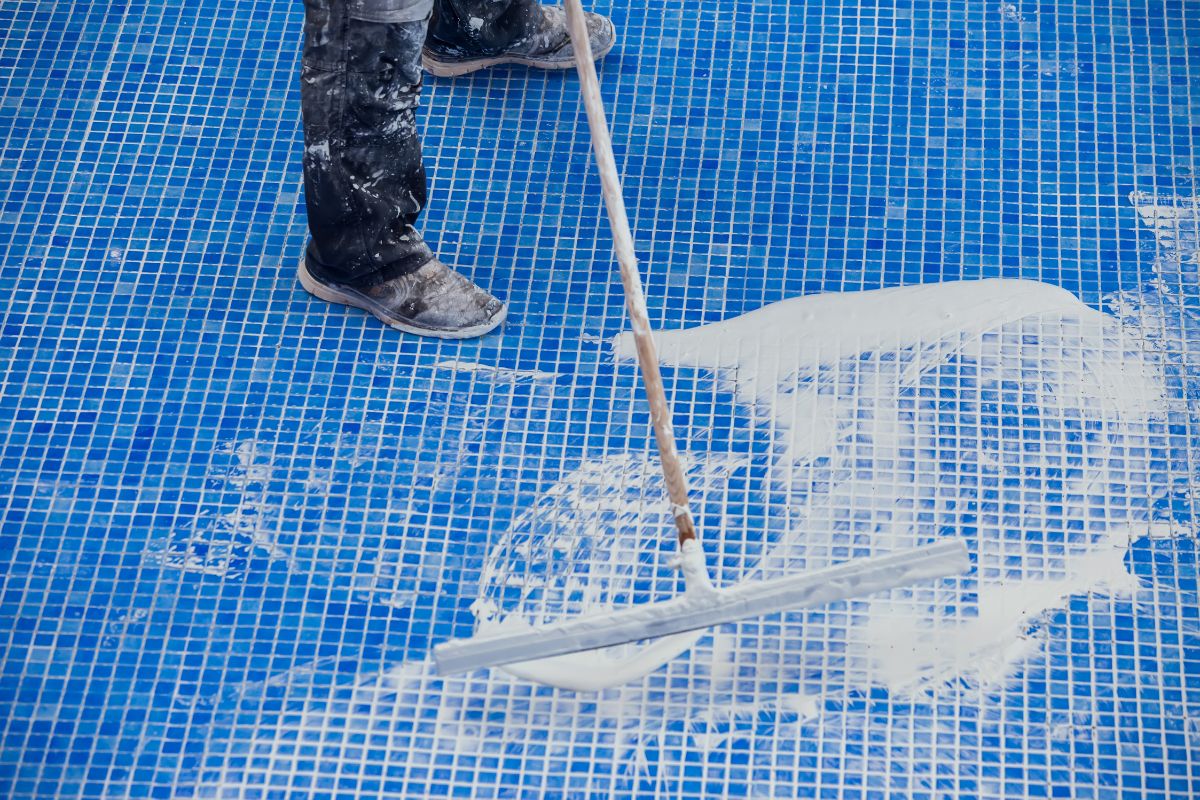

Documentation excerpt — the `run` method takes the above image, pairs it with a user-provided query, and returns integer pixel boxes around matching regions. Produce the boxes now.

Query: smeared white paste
[143,440,285,578]
[483,279,1165,691]
[1129,190,1199,294]
[209,279,1183,796]
[616,279,1091,375]
[434,359,558,382]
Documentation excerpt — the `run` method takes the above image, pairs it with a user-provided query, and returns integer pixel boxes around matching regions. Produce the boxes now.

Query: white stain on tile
[207,280,1190,797]
[434,359,558,383]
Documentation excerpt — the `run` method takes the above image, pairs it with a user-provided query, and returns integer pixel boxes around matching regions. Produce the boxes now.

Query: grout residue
[478,279,1170,692]
[434,359,559,382]
[209,279,1189,796]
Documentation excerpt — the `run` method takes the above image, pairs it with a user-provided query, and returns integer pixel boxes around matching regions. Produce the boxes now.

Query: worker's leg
[300,0,433,286]
[298,0,506,338]
[423,0,617,77]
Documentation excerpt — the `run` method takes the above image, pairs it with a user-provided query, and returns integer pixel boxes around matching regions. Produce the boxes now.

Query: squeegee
[432,0,971,686]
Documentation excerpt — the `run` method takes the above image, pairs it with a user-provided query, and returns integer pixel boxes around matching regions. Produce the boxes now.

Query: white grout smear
[1129,191,1200,295]
[863,528,1142,689]
[1130,191,1200,255]
[429,279,1170,698]
[619,279,1132,460]
[206,279,1182,797]
[589,282,1162,688]
[434,359,558,383]
[605,279,1165,691]
[143,440,285,578]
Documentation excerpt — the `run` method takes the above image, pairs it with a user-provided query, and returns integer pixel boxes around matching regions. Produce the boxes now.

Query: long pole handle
[563,0,696,545]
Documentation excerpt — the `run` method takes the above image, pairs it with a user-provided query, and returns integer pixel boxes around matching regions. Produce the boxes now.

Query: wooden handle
[563,0,696,545]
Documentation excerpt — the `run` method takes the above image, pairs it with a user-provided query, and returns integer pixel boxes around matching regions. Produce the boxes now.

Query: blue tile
[1,0,1199,797]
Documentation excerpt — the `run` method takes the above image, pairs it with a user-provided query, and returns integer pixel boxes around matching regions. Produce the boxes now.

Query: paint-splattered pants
[300,0,542,287]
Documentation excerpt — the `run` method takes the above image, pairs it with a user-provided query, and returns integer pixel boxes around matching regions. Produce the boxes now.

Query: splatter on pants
[300,0,541,287]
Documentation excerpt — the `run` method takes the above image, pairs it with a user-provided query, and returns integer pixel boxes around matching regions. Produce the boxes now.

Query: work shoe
[298,258,507,339]
[422,5,616,78]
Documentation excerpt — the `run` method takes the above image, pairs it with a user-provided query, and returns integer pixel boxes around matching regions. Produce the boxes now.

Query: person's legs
[298,0,506,338]
[423,0,616,77]
[296,0,615,335]
[300,0,435,286]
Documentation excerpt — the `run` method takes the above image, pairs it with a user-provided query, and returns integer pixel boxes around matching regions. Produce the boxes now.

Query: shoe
[422,5,616,78]
[299,258,507,339]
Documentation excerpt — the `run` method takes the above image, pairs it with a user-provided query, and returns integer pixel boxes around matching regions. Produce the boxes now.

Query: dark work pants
[300,0,542,288]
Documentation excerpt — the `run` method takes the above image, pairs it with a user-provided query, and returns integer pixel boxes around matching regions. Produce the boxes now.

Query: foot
[422,6,616,78]
[299,258,507,339]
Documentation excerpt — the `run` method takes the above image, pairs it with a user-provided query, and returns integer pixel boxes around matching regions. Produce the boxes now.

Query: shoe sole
[421,36,616,78]
[297,259,507,340]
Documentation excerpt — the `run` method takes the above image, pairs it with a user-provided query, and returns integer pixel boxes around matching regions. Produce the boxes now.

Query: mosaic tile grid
[1,0,1198,798]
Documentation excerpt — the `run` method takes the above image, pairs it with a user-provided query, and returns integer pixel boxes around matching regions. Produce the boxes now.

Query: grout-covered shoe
[422,4,616,78]
[299,257,507,339]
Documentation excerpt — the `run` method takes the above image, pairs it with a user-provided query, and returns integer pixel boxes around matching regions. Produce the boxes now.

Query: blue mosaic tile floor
[2,0,1199,797]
